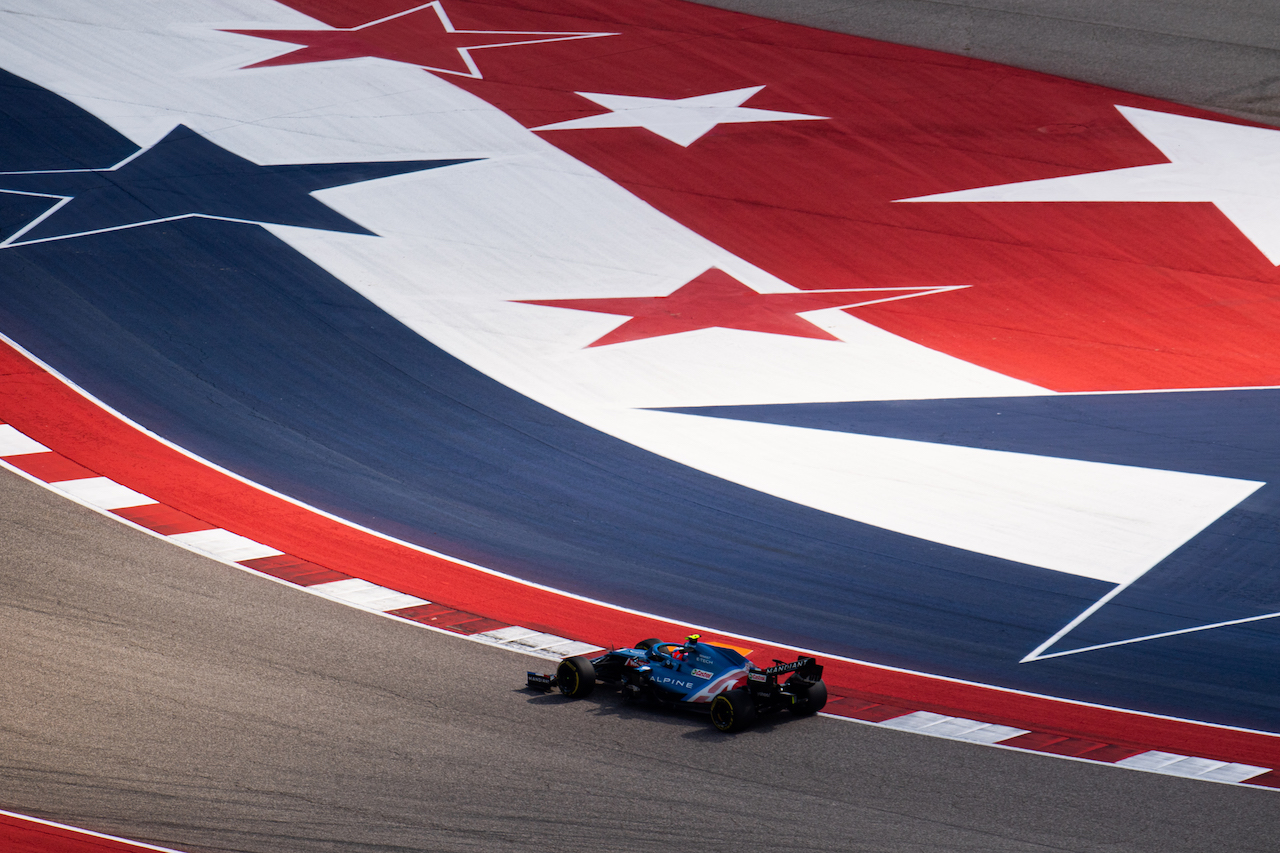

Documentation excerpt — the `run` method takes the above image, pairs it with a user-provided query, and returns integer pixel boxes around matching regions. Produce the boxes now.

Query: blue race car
[527,635,827,732]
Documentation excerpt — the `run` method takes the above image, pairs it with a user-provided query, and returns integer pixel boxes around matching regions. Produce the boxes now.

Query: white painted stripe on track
[167,528,284,562]
[1198,763,1274,783]
[823,710,1280,788]
[878,711,1031,744]
[473,626,603,659]
[51,476,158,510]
[1115,750,1269,782]
[0,423,48,456]
[309,578,429,612]
[1116,750,1197,771]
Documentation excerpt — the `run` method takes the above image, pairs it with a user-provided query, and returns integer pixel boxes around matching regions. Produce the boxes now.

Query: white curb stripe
[1115,750,1269,782]
[168,528,284,562]
[309,578,429,612]
[51,476,157,510]
[878,710,1031,744]
[0,423,48,456]
[473,626,603,659]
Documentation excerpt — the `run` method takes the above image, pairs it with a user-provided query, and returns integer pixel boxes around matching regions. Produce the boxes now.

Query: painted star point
[226,1,616,79]
[517,267,961,346]
[0,124,474,246]
[900,104,1280,264]
[531,86,827,147]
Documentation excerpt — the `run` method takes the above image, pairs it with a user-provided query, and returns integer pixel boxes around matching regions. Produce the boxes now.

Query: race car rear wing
[749,655,823,686]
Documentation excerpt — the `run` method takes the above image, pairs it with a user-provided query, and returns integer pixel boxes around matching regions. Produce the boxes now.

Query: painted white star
[531,86,827,147]
[899,105,1280,264]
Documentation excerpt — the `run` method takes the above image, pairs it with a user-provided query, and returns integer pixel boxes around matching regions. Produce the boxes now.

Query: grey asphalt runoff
[3,466,1280,853]
[693,0,1280,127]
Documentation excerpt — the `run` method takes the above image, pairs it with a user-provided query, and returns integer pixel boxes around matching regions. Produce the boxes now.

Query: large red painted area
[259,0,1280,393]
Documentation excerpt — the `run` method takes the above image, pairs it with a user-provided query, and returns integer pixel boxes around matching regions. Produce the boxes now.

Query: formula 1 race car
[527,635,827,732]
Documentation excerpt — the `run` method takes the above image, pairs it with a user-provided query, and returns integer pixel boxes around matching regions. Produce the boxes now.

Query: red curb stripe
[113,503,216,535]
[446,617,511,635]
[1247,771,1280,788]
[825,700,915,723]
[999,732,1072,751]
[240,554,354,586]
[1029,732,1111,753]
[5,450,96,483]
[1077,744,1147,763]
[391,603,510,635]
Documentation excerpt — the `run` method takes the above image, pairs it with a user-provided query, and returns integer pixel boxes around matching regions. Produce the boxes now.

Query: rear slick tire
[788,679,828,715]
[556,656,596,699]
[709,688,757,732]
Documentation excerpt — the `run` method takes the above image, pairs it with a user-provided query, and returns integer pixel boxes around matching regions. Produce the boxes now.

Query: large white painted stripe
[168,528,283,562]
[308,578,428,611]
[597,413,1263,586]
[877,710,1031,744]
[1115,751,1270,782]
[474,626,602,658]
[1196,763,1273,783]
[540,640,604,657]
[1114,750,1193,771]
[51,476,157,510]
[478,626,545,643]
[0,424,48,457]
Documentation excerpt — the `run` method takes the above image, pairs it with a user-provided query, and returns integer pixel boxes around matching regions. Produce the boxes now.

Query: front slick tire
[788,678,828,715]
[709,688,757,732]
[556,656,596,699]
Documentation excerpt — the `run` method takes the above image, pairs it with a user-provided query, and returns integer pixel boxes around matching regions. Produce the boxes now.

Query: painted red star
[518,268,963,347]
[226,1,616,79]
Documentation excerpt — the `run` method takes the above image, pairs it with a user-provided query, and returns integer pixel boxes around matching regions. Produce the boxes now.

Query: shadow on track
[518,686,810,740]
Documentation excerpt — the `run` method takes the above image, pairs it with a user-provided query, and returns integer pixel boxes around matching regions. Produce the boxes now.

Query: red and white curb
[822,706,1273,785]
[3,418,1278,791]
[0,422,601,662]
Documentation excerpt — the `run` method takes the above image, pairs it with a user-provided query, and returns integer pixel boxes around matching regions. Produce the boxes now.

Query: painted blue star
[0,124,476,245]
